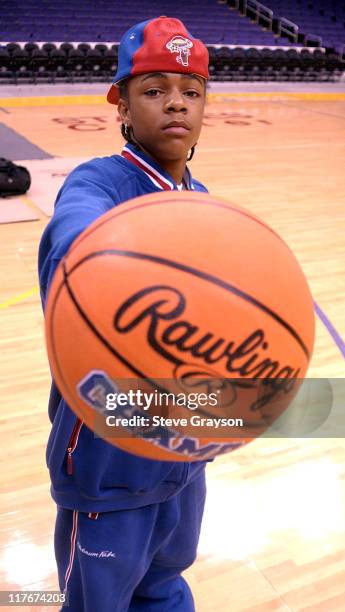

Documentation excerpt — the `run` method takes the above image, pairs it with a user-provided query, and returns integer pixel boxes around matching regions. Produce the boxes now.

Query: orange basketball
[45,191,315,461]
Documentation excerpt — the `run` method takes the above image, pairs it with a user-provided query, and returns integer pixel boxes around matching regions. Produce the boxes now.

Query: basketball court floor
[0,80,345,611]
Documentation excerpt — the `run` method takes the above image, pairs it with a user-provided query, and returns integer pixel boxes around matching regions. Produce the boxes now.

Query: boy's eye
[145,88,161,96]
[144,88,201,98]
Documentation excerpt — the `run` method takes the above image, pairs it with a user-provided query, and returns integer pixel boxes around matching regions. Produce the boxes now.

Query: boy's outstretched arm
[38,159,120,307]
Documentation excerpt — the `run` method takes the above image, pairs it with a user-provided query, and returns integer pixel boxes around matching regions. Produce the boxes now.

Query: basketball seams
[60,263,180,398]
[50,268,274,425]
[66,195,287,260]
[65,249,310,360]
[45,191,315,462]
[48,273,199,461]
[48,274,90,424]
[63,263,147,380]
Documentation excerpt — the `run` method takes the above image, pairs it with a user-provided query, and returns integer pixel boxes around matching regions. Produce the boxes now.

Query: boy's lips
[162,120,191,135]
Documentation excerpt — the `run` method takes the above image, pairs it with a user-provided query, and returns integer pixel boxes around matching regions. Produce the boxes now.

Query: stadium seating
[0,0,344,83]
[0,0,307,45]
[255,0,345,52]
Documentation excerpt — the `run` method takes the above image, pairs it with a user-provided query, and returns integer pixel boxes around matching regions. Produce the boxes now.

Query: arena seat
[48,48,68,81]
[11,48,31,82]
[65,48,85,81]
[42,43,57,55]
[60,43,74,57]
[30,48,50,82]
[77,43,92,56]
[84,48,103,81]
[24,42,39,56]
[0,47,11,79]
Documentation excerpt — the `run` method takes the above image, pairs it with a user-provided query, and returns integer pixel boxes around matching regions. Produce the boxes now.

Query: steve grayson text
[105,415,244,429]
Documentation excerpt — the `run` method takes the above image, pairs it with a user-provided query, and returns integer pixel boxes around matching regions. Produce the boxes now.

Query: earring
[124,124,129,137]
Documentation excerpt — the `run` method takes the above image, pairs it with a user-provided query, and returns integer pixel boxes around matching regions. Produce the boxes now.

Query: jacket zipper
[67,419,83,475]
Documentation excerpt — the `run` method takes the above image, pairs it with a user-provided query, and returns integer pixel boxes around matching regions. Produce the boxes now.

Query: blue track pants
[55,472,206,611]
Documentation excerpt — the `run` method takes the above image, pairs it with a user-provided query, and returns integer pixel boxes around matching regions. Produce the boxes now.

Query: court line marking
[0,92,345,107]
[0,95,107,107]
[0,286,39,309]
[199,142,345,152]
[273,100,345,120]
[314,302,345,359]
[20,195,47,218]
[1,285,343,362]
[208,92,345,103]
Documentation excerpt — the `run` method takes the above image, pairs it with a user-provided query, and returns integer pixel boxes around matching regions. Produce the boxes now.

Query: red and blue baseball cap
[107,16,209,105]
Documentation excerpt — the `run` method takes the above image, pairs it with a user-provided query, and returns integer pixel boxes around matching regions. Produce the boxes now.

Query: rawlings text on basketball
[114,284,301,380]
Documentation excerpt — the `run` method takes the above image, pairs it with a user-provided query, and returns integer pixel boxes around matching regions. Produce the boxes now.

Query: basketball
[45,191,315,461]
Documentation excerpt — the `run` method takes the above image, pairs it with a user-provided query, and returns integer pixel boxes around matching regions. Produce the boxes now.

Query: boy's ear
[117,99,130,125]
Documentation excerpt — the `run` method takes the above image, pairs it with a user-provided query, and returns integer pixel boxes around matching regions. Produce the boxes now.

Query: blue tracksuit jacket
[38,142,209,513]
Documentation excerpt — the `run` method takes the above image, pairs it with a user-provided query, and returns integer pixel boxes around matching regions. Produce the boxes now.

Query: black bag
[0,158,31,197]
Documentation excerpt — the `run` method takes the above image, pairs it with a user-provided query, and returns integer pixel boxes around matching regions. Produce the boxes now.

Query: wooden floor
[0,91,345,611]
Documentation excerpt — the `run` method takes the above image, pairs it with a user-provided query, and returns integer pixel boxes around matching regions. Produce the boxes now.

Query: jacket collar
[121,143,195,191]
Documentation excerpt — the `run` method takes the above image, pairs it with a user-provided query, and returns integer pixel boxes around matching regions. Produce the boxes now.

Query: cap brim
[107,84,120,105]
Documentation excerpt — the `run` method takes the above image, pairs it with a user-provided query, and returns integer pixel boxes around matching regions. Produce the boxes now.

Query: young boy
[39,16,209,612]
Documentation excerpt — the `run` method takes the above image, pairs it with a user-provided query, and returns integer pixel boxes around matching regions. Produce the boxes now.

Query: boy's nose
[164,90,187,113]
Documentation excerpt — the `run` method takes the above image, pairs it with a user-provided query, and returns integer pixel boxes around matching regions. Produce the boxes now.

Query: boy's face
[118,72,206,163]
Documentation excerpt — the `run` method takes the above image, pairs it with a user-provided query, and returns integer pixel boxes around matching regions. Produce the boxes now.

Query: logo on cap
[166,36,193,67]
